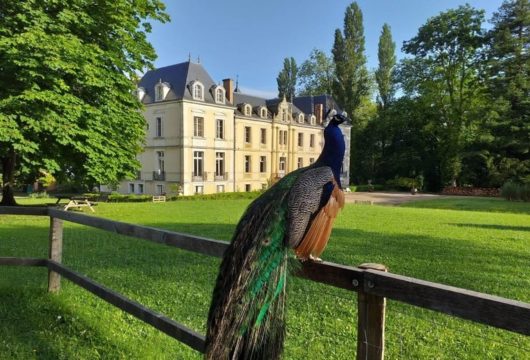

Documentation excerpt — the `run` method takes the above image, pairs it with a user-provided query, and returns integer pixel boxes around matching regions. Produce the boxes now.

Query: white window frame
[216,152,225,177]
[260,107,267,118]
[194,116,204,137]
[193,151,204,177]
[192,82,204,101]
[244,104,252,117]
[216,119,224,139]
[244,126,251,143]
[156,117,163,137]
[215,87,225,104]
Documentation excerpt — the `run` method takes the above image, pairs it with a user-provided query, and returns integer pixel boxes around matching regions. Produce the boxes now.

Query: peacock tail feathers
[205,171,302,360]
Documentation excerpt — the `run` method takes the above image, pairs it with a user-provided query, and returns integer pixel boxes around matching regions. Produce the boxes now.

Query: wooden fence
[1,206,529,359]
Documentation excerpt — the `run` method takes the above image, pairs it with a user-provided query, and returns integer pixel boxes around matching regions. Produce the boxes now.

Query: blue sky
[148,0,504,98]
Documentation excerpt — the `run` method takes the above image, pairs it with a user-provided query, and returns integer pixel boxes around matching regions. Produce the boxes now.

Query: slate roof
[137,62,343,120]
[138,61,221,105]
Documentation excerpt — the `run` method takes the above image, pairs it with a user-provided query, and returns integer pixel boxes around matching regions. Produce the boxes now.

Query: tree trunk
[0,148,18,206]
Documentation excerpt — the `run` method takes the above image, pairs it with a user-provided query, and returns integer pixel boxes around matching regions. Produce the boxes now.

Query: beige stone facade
[117,62,351,196]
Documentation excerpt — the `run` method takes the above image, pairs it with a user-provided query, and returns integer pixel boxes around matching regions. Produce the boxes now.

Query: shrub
[29,191,50,199]
[353,184,385,192]
[385,177,416,191]
[169,191,263,201]
[107,194,152,202]
[500,181,530,202]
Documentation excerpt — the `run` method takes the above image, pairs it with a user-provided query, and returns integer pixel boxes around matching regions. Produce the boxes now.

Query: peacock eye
[262,237,271,246]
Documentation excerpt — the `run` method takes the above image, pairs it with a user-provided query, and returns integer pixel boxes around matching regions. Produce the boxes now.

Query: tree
[483,0,530,184]
[297,49,335,96]
[0,1,169,205]
[401,5,485,187]
[332,2,370,123]
[375,24,396,110]
[276,57,298,102]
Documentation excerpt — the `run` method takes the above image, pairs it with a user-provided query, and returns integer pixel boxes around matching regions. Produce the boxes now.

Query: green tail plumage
[205,171,301,360]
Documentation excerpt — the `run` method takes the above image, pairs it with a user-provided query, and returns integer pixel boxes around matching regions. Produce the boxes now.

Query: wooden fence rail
[1,206,529,359]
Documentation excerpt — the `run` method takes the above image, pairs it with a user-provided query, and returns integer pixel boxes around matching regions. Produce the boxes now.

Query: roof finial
[197,56,200,64]
[235,75,239,92]
[188,52,191,62]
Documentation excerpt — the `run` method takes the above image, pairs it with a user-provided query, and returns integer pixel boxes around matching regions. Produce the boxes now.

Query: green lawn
[1,197,529,359]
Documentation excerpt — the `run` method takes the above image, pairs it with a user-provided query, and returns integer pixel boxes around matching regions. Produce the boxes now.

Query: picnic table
[55,196,96,212]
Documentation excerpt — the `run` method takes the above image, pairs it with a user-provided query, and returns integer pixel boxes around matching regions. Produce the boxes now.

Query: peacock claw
[309,255,323,262]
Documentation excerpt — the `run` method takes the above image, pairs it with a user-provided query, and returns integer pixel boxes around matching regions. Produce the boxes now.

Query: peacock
[205,110,348,360]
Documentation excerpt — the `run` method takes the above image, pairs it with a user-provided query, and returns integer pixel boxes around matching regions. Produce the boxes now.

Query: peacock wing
[286,166,345,259]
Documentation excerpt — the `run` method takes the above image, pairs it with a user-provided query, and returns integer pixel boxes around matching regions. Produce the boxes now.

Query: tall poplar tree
[332,2,370,123]
[375,24,396,109]
[0,0,169,205]
[277,57,298,102]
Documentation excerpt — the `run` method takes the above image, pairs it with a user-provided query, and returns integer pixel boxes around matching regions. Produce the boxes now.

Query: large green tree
[276,57,298,102]
[297,49,335,96]
[401,5,485,187]
[332,2,370,122]
[483,0,530,184]
[0,0,169,205]
[375,23,396,110]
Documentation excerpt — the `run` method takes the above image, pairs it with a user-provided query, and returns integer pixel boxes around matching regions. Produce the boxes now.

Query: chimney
[314,103,324,124]
[223,78,234,104]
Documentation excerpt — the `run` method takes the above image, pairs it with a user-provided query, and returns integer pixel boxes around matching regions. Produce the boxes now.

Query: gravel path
[344,191,446,205]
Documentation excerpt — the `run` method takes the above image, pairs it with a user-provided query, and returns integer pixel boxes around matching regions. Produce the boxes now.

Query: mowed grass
[1,197,529,359]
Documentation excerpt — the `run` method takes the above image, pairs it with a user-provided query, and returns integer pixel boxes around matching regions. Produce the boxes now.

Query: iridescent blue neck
[315,123,345,188]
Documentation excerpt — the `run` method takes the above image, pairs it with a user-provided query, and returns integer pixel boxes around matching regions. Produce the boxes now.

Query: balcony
[214,172,228,181]
[192,172,207,182]
[152,171,166,181]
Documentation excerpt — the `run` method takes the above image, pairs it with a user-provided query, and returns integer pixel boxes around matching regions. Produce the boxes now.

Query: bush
[107,194,153,202]
[385,177,416,191]
[29,191,50,199]
[501,181,530,202]
[352,184,385,192]
[169,191,263,201]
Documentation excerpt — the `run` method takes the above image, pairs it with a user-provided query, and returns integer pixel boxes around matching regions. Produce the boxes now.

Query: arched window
[298,114,304,123]
[310,115,316,125]
[260,107,267,118]
[192,82,204,100]
[155,82,169,102]
[244,104,252,117]
[215,87,225,104]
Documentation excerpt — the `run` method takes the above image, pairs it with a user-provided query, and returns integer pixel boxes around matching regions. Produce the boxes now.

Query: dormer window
[310,115,316,125]
[190,81,204,101]
[155,81,170,102]
[135,87,145,101]
[244,104,252,117]
[215,87,225,104]
[298,114,304,124]
[260,107,267,119]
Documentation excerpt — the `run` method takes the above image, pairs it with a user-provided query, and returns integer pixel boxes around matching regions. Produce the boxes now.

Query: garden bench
[152,195,166,202]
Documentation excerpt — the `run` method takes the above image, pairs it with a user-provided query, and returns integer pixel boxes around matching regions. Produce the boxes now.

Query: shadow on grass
[448,223,530,232]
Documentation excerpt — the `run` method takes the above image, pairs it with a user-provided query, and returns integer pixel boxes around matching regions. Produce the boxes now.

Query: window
[156,184,164,195]
[310,115,316,125]
[156,151,165,172]
[279,157,286,171]
[260,128,266,144]
[217,185,225,193]
[244,104,252,116]
[155,85,163,101]
[194,116,204,137]
[192,82,204,100]
[129,183,135,193]
[216,119,224,139]
[260,108,267,118]
[215,87,225,103]
[216,152,225,177]
[244,155,251,173]
[244,126,251,143]
[279,130,287,145]
[310,134,315,148]
[282,109,287,121]
[298,114,304,123]
[298,133,303,147]
[193,151,204,176]
[297,157,303,169]
[259,156,266,173]
[195,185,204,194]
[309,157,315,164]
[245,184,251,192]
[138,184,144,194]
[156,117,162,137]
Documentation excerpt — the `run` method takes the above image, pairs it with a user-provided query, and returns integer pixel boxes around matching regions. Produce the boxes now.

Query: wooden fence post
[48,216,64,292]
[356,263,388,360]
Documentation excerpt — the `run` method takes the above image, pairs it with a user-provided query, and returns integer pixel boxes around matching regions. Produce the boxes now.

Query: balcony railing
[152,171,165,181]
[192,172,207,182]
[214,172,228,181]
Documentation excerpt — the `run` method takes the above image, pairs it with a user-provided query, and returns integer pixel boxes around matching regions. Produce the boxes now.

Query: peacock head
[318,109,349,187]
